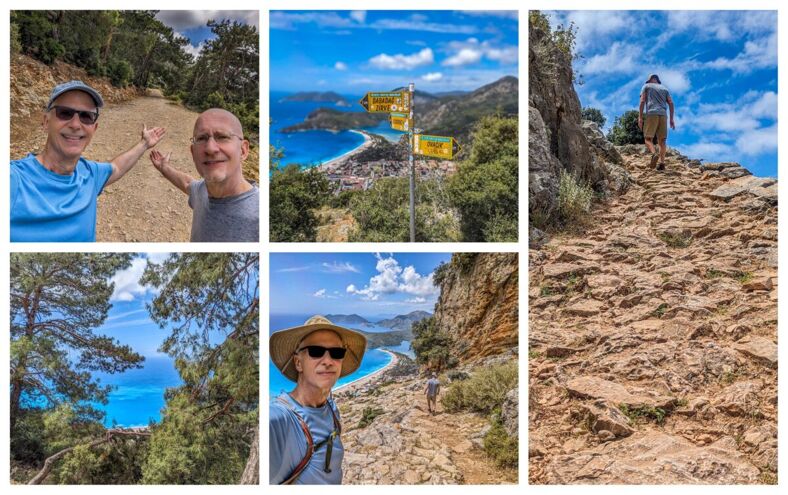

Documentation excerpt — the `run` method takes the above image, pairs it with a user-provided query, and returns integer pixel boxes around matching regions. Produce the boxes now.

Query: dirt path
[93,95,199,242]
[529,149,777,484]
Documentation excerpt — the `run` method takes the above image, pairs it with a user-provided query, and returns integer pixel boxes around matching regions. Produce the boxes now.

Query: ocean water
[385,340,415,359]
[270,91,406,168]
[93,355,182,427]
[269,314,396,397]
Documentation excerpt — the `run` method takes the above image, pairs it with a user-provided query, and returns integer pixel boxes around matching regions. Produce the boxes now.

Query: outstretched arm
[107,124,166,185]
[149,150,195,195]
[667,95,676,129]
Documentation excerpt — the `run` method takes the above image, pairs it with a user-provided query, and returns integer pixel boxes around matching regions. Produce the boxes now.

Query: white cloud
[443,48,483,67]
[705,32,777,74]
[658,69,691,94]
[676,141,734,160]
[422,72,443,82]
[736,124,777,155]
[313,289,326,298]
[183,42,205,58]
[582,42,640,76]
[405,297,427,304]
[369,48,434,70]
[276,266,311,273]
[551,11,634,51]
[111,257,157,302]
[270,11,355,30]
[346,254,438,301]
[350,11,366,23]
[321,261,360,273]
[334,61,348,71]
[369,18,478,35]
[485,46,518,65]
[157,10,258,30]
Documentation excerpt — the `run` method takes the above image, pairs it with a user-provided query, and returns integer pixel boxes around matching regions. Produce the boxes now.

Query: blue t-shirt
[10,154,113,242]
[269,393,344,485]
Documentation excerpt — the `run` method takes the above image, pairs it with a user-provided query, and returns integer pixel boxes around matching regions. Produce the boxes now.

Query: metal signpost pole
[408,82,415,243]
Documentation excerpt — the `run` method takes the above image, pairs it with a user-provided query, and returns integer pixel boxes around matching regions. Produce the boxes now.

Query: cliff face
[433,253,519,362]
[528,17,630,225]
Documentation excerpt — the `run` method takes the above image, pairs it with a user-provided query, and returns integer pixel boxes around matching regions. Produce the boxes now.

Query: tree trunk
[239,424,259,484]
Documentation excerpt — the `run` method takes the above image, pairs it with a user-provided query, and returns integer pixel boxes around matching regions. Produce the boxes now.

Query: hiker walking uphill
[638,73,675,170]
[425,373,441,415]
[269,316,367,484]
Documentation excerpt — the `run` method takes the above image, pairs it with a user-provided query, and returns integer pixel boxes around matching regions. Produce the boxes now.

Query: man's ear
[240,139,250,161]
[294,354,303,373]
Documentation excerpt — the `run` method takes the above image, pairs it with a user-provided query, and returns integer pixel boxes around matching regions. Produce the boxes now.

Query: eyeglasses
[296,346,347,360]
[50,105,99,125]
[190,132,243,146]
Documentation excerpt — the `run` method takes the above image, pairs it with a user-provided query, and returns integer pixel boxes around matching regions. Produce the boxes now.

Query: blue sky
[155,10,258,58]
[546,10,777,178]
[270,10,518,93]
[270,252,452,318]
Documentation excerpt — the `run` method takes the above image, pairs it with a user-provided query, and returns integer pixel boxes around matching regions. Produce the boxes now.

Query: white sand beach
[334,349,398,393]
[320,130,373,170]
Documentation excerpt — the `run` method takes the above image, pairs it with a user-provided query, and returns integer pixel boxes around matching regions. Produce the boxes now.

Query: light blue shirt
[269,393,344,485]
[10,154,113,242]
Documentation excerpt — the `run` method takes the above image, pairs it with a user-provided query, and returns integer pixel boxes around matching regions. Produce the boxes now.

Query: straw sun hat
[270,315,368,382]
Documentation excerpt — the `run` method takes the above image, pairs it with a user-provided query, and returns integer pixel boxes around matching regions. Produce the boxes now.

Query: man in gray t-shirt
[150,108,259,242]
[637,74,675,170]
[425,373,441,415]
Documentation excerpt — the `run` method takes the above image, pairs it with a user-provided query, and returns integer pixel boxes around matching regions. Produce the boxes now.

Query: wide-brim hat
[47,80,104,110]
[270,315,367,382]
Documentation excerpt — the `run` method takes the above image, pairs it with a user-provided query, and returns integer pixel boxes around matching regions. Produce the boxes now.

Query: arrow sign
[359,91,410,113]
[413,134,461,160]
[389,112,411,132]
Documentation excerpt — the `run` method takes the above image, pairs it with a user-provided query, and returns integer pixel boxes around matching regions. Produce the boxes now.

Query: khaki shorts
[643,114,668,140]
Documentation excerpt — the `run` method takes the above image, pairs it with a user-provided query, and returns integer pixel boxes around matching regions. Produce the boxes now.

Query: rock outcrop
[528,16,631,226]
[433,253,519,362]
[529,147,777,484]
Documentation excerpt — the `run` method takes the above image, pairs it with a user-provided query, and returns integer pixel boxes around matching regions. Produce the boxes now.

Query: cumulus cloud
[369,48,434,70]
[443,48,483,67]
[550,10,634,50]
[582,42,640,76]
[422,72,443,82]
[346,254,438,301]
[335,61,348,71]
[111,257,157,302]
[736,124,777,155]
[442,38,517,67]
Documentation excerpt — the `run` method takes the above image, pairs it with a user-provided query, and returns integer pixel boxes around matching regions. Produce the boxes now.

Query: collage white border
[0,0,784,492]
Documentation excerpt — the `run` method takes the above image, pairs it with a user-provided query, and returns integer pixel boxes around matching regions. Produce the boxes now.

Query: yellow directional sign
[359,91,410,113]
[413,134,460,160]
[389,112,411,132]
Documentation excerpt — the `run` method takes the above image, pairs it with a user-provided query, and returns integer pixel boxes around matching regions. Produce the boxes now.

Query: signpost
[359,91,410,113]
[413,135,461,160]
[389,112,411,132]
[359,84,457,242]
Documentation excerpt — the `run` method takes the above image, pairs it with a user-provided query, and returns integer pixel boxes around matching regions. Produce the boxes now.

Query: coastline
[334,349,398,393]
[320,130,372,170]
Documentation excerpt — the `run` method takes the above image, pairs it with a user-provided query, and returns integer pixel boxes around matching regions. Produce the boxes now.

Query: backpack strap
[276,396,314,485]
[276,395,343,484]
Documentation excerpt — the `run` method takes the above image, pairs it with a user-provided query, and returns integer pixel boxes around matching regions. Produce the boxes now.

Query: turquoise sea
[269,314,404,397]
[270,91,406,169]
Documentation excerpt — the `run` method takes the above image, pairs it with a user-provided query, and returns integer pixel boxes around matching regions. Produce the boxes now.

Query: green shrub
[441,362,518,414]
[270,164,333,242]
[607,110,646,145]
[411,317,458,370]
[357,407,384,429]
[107,59,133,87]
[582,107,606,127]
[557,170,592,225]
[484,419,518,469]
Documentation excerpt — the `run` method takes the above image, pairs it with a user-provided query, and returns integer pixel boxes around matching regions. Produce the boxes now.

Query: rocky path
[336,357,517,484]
[528,148,777,484]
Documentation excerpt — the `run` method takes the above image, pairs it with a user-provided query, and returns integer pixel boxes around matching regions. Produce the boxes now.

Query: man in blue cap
[637,73,676,171]
[10,80,166,242]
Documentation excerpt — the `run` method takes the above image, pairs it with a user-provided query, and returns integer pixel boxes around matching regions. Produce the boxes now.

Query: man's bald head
[194,108,244,137]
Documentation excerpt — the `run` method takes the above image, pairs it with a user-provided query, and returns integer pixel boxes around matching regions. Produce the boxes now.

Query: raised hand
[149,150,172,172]
[142,124,167,149]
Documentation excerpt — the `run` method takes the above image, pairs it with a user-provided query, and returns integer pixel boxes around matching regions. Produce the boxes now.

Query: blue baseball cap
[47,80,104,110]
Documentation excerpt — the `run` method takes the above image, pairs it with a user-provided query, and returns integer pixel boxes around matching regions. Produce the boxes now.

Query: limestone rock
[734,336,777,368]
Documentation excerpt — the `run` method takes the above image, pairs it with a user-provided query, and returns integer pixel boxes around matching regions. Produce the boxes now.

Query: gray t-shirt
[427,378,440,397]
[188,180,259,242]
[269,393,343,485]
[641,83,670,116]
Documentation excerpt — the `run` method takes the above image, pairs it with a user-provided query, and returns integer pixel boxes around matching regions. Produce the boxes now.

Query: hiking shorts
[643,114,668,140]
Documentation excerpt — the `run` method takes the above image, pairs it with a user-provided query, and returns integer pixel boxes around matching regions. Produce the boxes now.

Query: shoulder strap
[276,396,314,485]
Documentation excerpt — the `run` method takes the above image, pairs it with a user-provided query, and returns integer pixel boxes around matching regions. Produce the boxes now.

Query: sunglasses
[50,105,99,125]
[296,346,347,360]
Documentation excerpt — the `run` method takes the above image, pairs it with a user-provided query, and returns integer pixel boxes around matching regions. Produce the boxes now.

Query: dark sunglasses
[296,346,347,360]
[50,105,99,125]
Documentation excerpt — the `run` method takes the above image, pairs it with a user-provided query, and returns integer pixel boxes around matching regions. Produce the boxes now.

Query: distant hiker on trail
[638,73,675,171]
[149,108,259,242]
[269,315,368,484]
[425,372,441,415]
[10,80,166,242]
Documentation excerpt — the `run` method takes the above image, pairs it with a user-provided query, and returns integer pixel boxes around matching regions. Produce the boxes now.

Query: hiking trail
[529,148,777,484]
[336,356,517,484]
